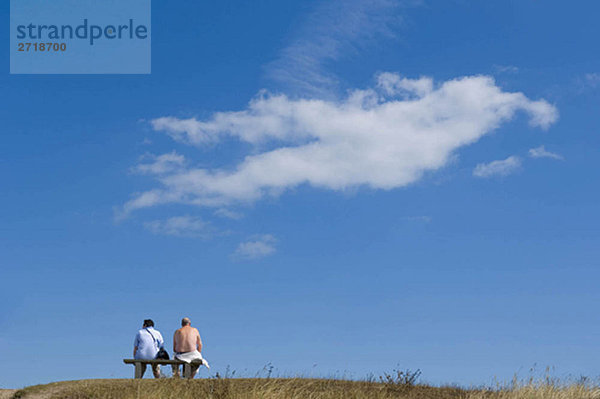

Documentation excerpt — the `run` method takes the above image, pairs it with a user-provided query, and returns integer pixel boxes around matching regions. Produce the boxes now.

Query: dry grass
[11,378,472,399]
[10,375,600,399]
[470,384,600,399]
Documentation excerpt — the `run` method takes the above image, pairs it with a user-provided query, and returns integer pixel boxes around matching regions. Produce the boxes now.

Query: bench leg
[183,363,192,379]
[135,363,143,379]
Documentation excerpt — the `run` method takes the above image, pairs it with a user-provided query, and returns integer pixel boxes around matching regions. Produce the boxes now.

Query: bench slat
[123,358,202,365]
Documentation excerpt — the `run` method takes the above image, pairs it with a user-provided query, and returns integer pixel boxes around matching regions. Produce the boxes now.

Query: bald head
[181,317,191,326]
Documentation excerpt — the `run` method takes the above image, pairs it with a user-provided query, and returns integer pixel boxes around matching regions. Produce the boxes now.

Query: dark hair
[143,319,154,328]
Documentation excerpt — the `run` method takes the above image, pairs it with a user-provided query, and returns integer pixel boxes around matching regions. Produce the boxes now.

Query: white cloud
[377,72,433,98]
[214,208,244,220]
[473,156,522,178]
[144,215,213,238]
[528,145,564,160]
[265,0,409,96]
[133,151,186,175]
[232,234,277,260]
[493,65,519,74]
[121,73,557,216]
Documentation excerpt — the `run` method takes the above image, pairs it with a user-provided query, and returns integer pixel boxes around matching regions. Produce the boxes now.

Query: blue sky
[2,0,600,389]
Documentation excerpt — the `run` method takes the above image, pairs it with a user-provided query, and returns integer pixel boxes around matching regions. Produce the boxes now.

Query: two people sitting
[133,317,208,378]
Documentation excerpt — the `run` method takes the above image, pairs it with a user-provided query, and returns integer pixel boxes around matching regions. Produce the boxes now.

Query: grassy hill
[6,378,600,399]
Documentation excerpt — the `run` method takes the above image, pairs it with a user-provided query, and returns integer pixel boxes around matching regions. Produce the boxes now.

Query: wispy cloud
[573,73,600,94]
[584,73,600,89]
[132,151,185,175]
[231,234,277,261]
[473,156,522,178]
[528,145,564,160]
[120,73,557,216]
[493,65,519,74]
[265,0,412,97]
[144,215,214,238]
[214,208,244,220]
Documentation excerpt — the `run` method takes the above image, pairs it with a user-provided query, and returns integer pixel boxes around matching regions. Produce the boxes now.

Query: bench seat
[123,358,203,378]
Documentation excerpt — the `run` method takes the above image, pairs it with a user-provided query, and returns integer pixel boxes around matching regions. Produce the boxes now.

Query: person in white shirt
[133,319,164,378]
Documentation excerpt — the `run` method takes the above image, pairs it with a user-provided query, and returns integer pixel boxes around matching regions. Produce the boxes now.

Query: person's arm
[196,329,202,352]
[173,330,178,353]
[133,347,137,357]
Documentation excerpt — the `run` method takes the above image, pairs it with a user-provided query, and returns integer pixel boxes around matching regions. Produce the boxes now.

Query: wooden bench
[123,358,204,379]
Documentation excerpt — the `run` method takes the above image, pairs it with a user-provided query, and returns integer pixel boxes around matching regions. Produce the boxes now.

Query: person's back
[133,319,164,378]
[174,325,201,353]
[135,326,164,360]
[172,317,207,378]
